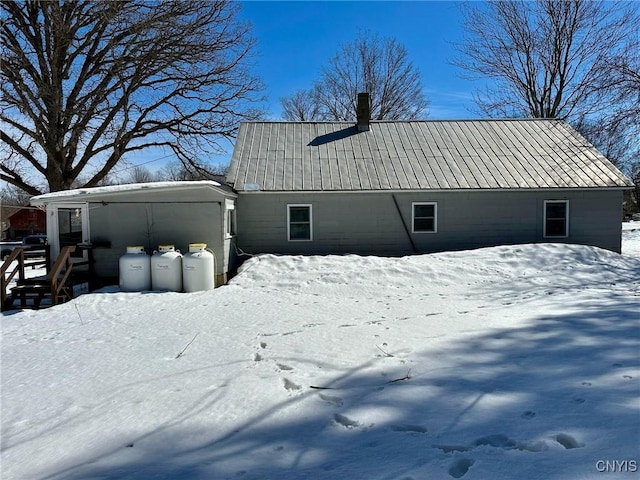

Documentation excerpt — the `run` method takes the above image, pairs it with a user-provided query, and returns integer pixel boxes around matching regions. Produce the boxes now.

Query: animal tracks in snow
[435,432,583,458]
[440,434,580,479]
[448,458,475,478]
[283,378,301,392]
[319,393,343,406]
[553,433,583,449]
[333,413,361,429]
[390,424,428,434]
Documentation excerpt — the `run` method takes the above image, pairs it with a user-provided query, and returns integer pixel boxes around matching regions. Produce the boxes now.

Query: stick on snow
[387,369,412,383]
[175,333,199,359]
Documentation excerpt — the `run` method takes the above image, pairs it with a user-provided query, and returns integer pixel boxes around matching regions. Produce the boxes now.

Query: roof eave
[30,181,236,206]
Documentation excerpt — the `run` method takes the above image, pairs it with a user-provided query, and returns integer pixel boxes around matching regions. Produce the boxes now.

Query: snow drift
[1,242,639,480]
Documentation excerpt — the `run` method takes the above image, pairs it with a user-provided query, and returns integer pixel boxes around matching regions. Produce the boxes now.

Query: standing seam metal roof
[227,119,633,191]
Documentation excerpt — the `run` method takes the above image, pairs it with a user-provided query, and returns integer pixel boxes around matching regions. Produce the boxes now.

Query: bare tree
[453,0,638,123]
[1,183,31,206]
[118,165,162,185]
[281,88,323,122]
[1,0,263,195]
[281,32,428,121]
[160,161,229,182]
[598,36,640,154]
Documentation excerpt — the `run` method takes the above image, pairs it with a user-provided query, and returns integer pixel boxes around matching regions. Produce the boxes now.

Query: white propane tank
[151,245,183,292]
[119,246,151,291]
[182,243,215,292]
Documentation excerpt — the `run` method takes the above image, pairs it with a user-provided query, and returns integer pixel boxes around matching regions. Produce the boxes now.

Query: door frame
[46,203,90,261]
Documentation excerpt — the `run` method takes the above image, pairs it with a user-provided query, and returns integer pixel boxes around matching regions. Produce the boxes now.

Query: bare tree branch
[453,0,638,123]
[1,0,264,194]
[280,31,428,121]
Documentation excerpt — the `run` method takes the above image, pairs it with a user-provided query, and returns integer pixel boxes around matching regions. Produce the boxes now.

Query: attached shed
[30,181,237,287]
[227,114,633,255]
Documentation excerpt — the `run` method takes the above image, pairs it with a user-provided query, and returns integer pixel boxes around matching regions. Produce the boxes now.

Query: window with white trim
[412,202,437,233]
[287,204,312,241]
[225,203,236,237]
[544,200,569,237]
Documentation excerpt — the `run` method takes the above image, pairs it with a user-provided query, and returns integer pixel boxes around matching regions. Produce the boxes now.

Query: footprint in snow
[333,413,360,429]
[283,378,301,391]
[319,393,343,406]
[554,433,582,449]
[448,458,475,478]
[473,434,517,449]
[276,363,293,371]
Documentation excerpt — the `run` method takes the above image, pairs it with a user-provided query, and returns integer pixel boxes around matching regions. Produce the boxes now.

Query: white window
[225,201,236,237]
[544,200,569,237]
[412,202,437,233]
[287,204,312,241]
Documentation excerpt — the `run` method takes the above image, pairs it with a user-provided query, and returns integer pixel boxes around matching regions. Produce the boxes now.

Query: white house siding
[236,189,624,256]
[88,202,225,281]
[31,182,236,286]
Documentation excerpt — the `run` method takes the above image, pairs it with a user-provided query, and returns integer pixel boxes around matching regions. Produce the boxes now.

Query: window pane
[290,223,310,240]
[546,219,566,236]
[289,207,310,222]
[546,203,566,219]
[545,202,567,237]
[58,208,84,257]
[414,204,434,218]
[414,218,435,232]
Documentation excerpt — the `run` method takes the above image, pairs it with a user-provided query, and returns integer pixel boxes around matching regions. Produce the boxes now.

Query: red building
[5,208,46,239]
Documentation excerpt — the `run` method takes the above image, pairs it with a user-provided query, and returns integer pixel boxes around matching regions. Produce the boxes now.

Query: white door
[47,203,89,260]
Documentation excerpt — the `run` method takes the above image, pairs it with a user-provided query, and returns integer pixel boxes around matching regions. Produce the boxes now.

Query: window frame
[543,200,569,238]
[412,202,438,234]
[225,201,236,238]
[287,204,313,241]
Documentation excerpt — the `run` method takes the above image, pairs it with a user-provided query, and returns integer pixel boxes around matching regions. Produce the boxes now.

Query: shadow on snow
[40,294,639,480]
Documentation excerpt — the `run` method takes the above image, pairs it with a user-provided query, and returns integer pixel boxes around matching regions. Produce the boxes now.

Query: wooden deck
[1,245,77,311]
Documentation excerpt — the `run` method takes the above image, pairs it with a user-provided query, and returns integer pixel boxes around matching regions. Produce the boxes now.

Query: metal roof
[227,119,633,191]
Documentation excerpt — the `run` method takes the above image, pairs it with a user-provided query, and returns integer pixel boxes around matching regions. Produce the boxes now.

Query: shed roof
[227,119,633,191]
[30,180,235,206]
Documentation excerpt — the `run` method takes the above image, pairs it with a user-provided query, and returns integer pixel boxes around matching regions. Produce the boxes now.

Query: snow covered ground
[1,231,639,480]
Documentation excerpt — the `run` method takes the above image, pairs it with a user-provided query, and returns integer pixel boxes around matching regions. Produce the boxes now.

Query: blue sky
[115,1,485,175]
[239,0,484,120]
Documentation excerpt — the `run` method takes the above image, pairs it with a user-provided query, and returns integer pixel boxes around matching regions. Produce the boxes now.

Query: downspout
[391,194,416,254]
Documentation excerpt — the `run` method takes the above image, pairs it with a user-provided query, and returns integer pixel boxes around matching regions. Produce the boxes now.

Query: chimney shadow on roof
[308,126,360,146]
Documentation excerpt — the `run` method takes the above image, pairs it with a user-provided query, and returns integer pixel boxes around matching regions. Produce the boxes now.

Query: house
[226,94,633,256]
[30,181,237,286]
[1,207,46,239]
[24,95,634,293]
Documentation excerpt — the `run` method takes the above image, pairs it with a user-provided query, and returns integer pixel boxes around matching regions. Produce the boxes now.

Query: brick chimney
[356,92,371,132]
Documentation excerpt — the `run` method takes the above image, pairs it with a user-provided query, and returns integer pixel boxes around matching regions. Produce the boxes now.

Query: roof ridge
[243,118,563,125]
